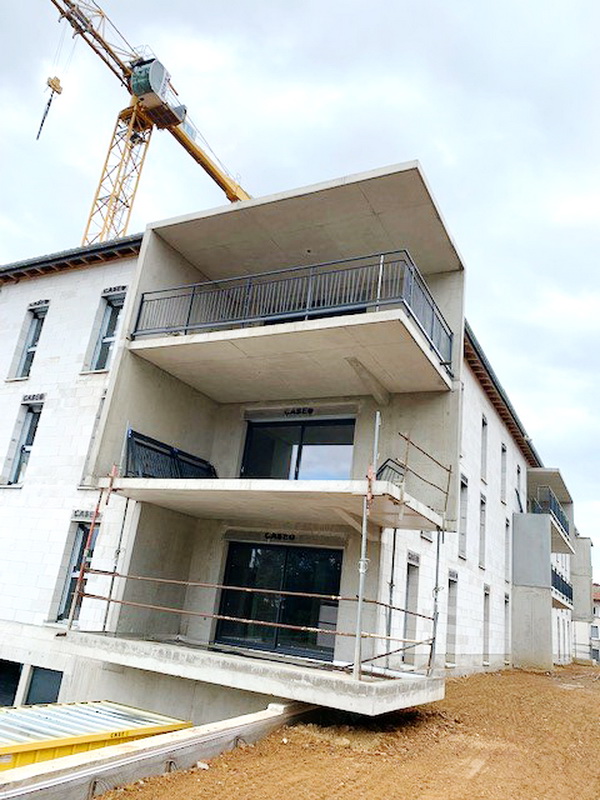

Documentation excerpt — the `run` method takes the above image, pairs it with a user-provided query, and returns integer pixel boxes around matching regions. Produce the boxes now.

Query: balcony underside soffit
[129,308,452,403]
[153,165,463,280]
[100,478,445,533]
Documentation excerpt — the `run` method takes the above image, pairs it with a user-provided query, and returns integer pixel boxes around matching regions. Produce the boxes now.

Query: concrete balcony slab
[128,307,452,403]
[66,631,445,716]
[550,516,574,555]
[551,587,573,610]
[100,477,445,533]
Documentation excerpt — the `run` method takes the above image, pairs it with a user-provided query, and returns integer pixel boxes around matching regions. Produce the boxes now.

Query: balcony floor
[100,478,445,532]
[129,308,452,403]
[551,587,573,610]
[67,631,445,716]
[550,516,574,555]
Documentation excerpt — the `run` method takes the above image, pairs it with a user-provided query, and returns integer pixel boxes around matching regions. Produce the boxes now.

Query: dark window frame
[215,540,343,659]
[240,418,355,480]
[9,403,43,485]
[91,293,125,371]
[17,306,48,378]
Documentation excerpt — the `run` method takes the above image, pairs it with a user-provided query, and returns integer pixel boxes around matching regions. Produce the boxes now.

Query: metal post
[132,292,145,337]
[305,266,314,320]
[242,278,253,324]
[353,410,381,680]
[67,466,117,630]
[427,523,443,675]
[184,285,196,334]
[385,528,398,670]
[375,254,384,310]
[67,491,104,630]
[102,498,129,632]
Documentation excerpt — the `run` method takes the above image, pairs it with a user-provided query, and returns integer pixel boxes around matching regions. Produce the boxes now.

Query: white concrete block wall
[0,259,136,632]
[441,362,529,670]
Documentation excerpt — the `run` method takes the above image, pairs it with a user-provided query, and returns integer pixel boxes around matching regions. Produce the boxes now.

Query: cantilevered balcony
[129,251,454,402]
[529,486,573,554]
[551,566,573,609]
[106,428,447,534]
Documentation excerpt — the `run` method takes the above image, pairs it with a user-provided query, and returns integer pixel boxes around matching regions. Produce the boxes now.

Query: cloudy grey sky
[1,1,599,570]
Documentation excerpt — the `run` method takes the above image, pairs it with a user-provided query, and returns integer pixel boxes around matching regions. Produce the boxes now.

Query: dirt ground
[99,664,600,800]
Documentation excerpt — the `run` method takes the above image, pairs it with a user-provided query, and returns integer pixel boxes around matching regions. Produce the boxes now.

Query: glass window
[480,416,488,480]
[25,667,62,705]
[17,306,48,378]
[0,660,22,707]
[479,495,486,568]
[241,419,355,480]
[10,404,42,484]
[458,476,468,559]
[91,294,125,370]
[505,518,511,581]
[57,522,99,621]
[500,444,507,502]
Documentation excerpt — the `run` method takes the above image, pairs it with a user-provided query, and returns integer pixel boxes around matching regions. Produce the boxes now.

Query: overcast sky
[1,1,598,571]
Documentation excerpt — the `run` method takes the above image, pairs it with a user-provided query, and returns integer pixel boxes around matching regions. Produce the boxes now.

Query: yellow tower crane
[48,0,251,245]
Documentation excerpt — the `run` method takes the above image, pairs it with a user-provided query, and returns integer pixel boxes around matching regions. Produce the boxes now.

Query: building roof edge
[464,319,543,468]
[0,234,143,284]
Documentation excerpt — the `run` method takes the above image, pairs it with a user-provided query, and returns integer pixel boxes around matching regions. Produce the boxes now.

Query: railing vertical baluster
[375,254,384,310]
[242,277,254,325]
[132,293,146,337]
[184,286,196,334]
[305,266,314,319]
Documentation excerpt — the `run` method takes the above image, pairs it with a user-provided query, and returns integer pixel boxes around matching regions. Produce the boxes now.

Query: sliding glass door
[216,542,343,659]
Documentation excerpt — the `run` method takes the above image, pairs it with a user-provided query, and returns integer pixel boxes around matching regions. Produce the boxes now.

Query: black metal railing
[376,458,406,487]
[551,567,573,604]
[530,486,570,537]
[132,250,453,367]
[124,429,217,480]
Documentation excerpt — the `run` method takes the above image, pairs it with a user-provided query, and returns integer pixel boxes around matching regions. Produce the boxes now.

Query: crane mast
[48,0,250,245]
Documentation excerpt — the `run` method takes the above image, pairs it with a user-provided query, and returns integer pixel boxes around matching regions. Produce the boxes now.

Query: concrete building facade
[0,163,592,722]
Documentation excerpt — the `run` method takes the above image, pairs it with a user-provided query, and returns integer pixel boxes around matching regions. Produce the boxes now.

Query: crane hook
[36,76,63,140]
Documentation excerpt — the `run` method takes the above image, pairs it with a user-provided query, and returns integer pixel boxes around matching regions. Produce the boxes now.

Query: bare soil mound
[100,665,600,800]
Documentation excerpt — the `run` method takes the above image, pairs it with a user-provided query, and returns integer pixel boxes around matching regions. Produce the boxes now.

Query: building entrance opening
[215,542,343,660]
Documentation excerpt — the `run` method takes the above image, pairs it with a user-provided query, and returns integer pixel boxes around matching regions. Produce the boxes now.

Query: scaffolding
[67,421,452,681]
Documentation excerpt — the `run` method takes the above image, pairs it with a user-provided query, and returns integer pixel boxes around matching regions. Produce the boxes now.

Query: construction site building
[0,162,592,721]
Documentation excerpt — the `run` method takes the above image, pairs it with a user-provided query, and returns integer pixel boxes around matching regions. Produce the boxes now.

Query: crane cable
[37,19,80,139]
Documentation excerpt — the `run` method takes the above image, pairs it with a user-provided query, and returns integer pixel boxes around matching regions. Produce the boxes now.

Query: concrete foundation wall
[62,659,276,726]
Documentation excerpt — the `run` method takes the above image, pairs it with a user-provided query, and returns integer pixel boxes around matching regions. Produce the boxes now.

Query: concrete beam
[345,357,390,406]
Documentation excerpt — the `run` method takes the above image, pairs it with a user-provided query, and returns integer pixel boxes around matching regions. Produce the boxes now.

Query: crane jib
[46,0,250,244]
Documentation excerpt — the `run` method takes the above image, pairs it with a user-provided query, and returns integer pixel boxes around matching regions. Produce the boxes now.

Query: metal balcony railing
[376,458,406,487]
[551,567,573,604]
[124,429,217,480]
[75,567,438,678]
[132,250,453,368]
[530,486,570,537]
